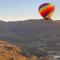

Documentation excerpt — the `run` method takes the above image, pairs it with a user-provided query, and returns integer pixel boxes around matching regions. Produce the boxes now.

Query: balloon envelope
[38,3,55,19]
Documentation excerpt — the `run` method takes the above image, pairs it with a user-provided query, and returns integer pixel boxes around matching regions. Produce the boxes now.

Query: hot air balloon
[38,3,55,21]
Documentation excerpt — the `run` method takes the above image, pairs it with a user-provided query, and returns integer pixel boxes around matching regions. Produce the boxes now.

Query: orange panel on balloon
[38,3,55,19]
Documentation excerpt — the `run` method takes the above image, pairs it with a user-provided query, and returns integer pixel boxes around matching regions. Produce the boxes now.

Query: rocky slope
[0,41,56,60]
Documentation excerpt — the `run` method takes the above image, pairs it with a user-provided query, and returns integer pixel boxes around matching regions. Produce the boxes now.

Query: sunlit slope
[0,41,49,60]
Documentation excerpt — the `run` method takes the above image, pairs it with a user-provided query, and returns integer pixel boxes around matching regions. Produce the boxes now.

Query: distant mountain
[0,19,60,51]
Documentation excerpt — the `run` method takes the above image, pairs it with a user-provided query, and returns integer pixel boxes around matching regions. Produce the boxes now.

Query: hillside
[0,19,60,51]
[0,41,56,60]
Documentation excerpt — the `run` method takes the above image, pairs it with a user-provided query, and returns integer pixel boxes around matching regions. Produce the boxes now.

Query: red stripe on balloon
[39,5,55,18]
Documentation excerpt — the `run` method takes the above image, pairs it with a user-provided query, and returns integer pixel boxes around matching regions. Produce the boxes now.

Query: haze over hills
[0,19,60,51]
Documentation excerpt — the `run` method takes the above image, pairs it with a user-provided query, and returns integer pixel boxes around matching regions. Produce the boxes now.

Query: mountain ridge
[0,19,60,50]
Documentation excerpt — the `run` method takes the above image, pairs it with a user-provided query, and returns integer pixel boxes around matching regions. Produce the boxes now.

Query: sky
[0,0,60,21]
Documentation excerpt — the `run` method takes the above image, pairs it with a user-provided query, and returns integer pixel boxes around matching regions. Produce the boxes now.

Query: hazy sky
[0,0,60,21]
